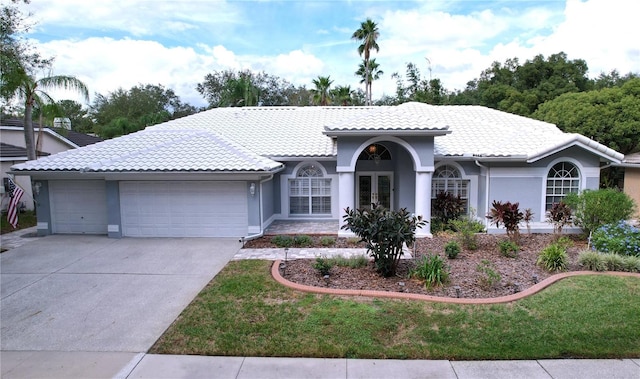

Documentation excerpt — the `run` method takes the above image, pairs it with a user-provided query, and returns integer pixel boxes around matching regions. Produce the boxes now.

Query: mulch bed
[245,233,588,299]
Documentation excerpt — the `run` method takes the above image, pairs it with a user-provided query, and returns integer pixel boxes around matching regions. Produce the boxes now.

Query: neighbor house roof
[0,143,49,161]
[0,119,102,147]
[614,152,640,168]
[10,102,623,173]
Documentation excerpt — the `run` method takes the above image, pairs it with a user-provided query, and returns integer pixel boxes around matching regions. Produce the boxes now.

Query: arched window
[289,164,331,215]
[358,143,391,164]
[431,165,469,212]
[546,162,580,210]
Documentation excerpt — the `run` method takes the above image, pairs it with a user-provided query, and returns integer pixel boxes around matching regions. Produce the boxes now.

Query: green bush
[577,250,607,271]
[444,241,461,259]
[498,239,519,258]
[411,254,449,289]
[537,243,569,272]
[294,234,313,247]
[320,236,336,246]
[342,205,426,277]
[329,254,369,268]
[313,257,333,276]
[564,189,636,235]
[590,221,640,257]
[449,211,484,250]
[578,250,640,273]
[271,235,293,247]
[476,259,501,289]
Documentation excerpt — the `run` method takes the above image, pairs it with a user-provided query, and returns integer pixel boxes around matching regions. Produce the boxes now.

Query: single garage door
[49,180,108,234]
[120,181,248,237]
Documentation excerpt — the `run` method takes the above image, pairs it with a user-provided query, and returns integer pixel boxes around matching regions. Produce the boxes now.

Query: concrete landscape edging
[271,260,640,304]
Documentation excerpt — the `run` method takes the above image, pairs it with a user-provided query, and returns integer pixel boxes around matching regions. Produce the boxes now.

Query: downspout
[475,160,490,227]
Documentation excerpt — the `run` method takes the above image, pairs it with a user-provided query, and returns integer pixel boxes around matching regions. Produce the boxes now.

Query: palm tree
[356,59,383,104]
[352,18,379,105]
[311,76,333,106]
[330,85,354,106]
[11,73,89,160]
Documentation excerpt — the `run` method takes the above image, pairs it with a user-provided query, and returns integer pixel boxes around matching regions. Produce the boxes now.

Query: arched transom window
[289,164,331,215]
[431,165,469,211]
[358,143,391,164]
[546,162,580,210]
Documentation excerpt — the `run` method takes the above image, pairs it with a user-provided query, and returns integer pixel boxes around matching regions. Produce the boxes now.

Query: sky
[17,0,640,108]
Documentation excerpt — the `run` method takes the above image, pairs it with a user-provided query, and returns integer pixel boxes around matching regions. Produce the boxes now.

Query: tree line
[2,2,638,160]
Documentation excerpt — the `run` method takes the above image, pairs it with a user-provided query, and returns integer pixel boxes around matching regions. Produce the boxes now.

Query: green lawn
[150,260,640,359]
[0,210,37,235]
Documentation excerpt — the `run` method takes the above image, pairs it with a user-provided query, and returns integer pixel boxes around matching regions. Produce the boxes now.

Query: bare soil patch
[244,233,587,299]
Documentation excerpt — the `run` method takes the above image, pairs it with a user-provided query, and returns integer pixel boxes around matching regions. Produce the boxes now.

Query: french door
[357,172,393,210]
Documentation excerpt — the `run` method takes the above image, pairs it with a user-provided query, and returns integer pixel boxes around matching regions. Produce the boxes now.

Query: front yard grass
[150,260,640,359]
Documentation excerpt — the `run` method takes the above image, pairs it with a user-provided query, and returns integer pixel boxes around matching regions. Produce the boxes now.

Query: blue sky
[19,0,640,107]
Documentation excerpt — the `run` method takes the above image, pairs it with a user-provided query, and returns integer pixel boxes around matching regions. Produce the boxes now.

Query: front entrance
[357,172,393,209]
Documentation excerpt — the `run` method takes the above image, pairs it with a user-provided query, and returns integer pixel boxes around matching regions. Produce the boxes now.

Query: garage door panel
[49,180,108,234]
[120,181,248,237]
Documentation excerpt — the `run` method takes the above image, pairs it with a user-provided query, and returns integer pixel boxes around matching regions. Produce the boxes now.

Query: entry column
[415,171,433,237]
[338,171,355,237]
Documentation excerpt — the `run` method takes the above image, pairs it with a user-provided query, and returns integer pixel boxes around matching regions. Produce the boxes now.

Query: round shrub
[537,243,568,272]
[578,250,606,271]
[444,241,461,259]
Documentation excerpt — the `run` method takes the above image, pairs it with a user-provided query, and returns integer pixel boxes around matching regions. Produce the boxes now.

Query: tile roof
[12,129,283,173]
[0,143,49,159]
[10,102,623,173]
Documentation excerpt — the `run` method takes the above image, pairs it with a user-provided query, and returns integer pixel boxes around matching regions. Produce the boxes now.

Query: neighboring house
[1,120,102,211]
[10,102,623,238]
[616,152,640,219]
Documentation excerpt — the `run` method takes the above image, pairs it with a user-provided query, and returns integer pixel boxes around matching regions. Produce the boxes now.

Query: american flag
[7,177,25,229]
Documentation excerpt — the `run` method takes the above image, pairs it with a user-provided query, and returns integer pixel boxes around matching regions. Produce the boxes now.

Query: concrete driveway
[1,235,241,353]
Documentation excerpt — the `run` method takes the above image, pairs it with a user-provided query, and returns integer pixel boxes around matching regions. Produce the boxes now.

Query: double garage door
[120,181,248,237]
[49,180,248,237]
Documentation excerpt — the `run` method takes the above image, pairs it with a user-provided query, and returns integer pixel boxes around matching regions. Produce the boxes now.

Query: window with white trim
[546,162,580,210]
[289,165,331,215]
[431,165,469,211]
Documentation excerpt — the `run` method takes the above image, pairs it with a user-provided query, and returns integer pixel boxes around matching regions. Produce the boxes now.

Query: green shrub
[271,235,293,247]
[590,221,640,257]
[294,234,313,247]
[411,254,449,289]
[320,236,336,246]
[444,241,461,259]
[623,255,640,273]
[342,205,426,277]
[346,237,361,246]
[313,257,333,276]
[578,250,606,271]
[329,254,369,268]
[603,253,626,272]
[498,239,519,258]
[476,259,501,289]
[449,211,484,250]
[537,243,569,272]
[564,189,636,235]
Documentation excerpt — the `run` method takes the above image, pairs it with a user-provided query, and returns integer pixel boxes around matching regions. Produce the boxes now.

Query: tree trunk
[24,102,36,161]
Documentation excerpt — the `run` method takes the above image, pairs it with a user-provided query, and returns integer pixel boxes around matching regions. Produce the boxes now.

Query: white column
[415,171,433,238]
[338,171,355,237]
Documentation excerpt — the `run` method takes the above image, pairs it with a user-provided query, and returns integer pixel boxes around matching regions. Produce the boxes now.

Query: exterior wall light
[249,182,256,196]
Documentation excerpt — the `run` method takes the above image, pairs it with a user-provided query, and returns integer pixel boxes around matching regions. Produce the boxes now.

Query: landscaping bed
[245,233,588,299]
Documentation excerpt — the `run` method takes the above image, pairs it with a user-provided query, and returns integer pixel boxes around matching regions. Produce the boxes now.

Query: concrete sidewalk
[1,352,638,378]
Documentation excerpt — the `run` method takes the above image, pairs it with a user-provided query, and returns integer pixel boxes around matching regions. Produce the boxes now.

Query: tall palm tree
[356,59,383,104]
[331,85,354,106]
[11,73,89,160]
[352,18,379,105]
[311,76,333,106]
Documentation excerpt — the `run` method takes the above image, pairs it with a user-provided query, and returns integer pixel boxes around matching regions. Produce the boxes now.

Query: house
[1,120,102,212]
[616,152,640,220]
[10,102,623,238]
